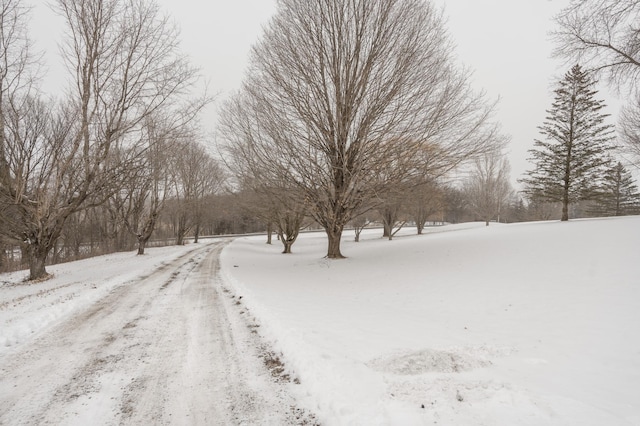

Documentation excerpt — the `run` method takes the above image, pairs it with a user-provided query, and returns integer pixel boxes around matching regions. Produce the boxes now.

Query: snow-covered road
[0,241,313,425]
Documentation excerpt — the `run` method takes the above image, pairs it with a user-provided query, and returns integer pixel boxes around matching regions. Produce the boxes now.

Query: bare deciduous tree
[190,153,225,244]
[0,0,40,267]
[268,186,307,254]
[378,184,410,241]
[219,0,499,259]
[619,93,640,164]
[171,139,225,245]
[554,0,640,92]
[408,180,445,234]
[351,216,370,243]
[463,152,513,226]
[1,0,201,279]
[110,116,179,255]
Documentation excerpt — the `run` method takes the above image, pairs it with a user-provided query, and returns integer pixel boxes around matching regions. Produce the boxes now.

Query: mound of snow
[368,348,492,374]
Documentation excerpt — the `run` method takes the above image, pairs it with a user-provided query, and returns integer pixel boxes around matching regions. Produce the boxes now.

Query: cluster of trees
[219,0,640,256]
[519,0,640,219]
[2,0,639,277]
[0,0,223,279]
[218,0,504,256]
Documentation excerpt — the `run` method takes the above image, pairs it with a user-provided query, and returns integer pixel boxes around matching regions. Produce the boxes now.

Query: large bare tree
[219,0,499,259]
[1,0,201,279]
[0,0,45,277]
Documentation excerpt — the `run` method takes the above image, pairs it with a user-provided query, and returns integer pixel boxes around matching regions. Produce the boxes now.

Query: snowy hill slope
[221,217,640,425]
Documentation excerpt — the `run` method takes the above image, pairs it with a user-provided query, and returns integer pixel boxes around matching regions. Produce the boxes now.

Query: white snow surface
[1,217,639,425]
[1,241,314,425]
[220,217,640,425]
[1,244,200,350]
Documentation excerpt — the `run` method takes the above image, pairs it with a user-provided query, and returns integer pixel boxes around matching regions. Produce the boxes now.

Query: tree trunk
[562,142,572,222]
[485,220,490,226]
[561,200,569,221]
[137,236,148,255]
[382,222,391,239]
[28,246,49,281]
[20,246,28,268]
[381,209,396,240]
[277,231,297,254]
[326,226,345,258]
[194,223,200,243]
[416,221,424,235]
[266,222,273,244]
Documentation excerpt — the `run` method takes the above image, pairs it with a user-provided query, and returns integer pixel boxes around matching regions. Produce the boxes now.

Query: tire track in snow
[0,241,314,425]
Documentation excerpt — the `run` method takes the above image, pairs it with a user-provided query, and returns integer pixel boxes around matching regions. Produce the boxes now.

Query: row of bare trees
[0,149,226,275]
[0,0,224,279]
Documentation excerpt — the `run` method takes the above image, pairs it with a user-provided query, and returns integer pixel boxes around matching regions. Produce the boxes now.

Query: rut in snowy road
[0,241,314,425]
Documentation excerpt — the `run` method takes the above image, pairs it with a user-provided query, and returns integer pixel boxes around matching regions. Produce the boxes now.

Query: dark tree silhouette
[589,162,640,216]
[520,65,615,221]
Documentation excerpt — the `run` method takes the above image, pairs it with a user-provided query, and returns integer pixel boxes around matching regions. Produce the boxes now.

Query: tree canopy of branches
[0,0,202,280]
[219,0,500,259]
[619,93,640,164]
[408,180,445,234]
[171,138,225,245]
[463,152,513,226]
[520,65,615,221]
[554,0,640,165]
[109,116,179,255]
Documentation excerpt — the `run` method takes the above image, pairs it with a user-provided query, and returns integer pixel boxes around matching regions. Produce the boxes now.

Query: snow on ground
[221,217,640,425]
[0,243,201,351]
[1,241,314,424]
[2,218,638,425]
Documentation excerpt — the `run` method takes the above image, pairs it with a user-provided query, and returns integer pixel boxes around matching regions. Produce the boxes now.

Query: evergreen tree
[589,162,640,216]
[520,65,615,221]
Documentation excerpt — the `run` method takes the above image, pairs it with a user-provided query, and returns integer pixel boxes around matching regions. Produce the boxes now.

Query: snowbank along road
[0,241,315,425]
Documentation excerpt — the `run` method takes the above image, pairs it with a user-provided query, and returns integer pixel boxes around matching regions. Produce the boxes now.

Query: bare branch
[219,0,498,258]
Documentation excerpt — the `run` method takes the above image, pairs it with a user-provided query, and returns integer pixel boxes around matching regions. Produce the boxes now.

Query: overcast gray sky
[31,0,620,188]
[433,1,619,185]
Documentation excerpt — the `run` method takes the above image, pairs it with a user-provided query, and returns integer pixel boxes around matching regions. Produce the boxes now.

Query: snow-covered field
[221,217,640,425]
[1,217,638,425]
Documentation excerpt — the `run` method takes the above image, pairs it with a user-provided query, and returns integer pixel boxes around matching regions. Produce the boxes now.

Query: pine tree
[520,65,615,221]
[589,162,640,216]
